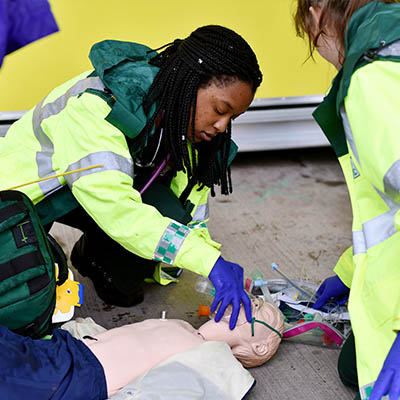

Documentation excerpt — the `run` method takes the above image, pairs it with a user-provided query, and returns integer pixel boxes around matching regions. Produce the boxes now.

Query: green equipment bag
[0,190,68,338]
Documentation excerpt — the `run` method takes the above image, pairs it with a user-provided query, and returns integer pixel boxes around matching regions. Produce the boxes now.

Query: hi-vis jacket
[313,3,400,398]
[0,40,233,279]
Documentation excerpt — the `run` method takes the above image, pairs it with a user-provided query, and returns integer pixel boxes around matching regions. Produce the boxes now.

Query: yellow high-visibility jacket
[0,40,235,280]
[313,3,400,398]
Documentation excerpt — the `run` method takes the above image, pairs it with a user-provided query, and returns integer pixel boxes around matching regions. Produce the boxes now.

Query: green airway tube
[251,317,282,339]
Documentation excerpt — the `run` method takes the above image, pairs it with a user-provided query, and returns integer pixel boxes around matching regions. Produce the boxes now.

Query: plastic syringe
[270,262,317,302]
[246,270,276,306]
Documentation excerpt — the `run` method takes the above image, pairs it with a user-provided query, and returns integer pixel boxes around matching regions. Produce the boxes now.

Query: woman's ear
[309,6,322,28]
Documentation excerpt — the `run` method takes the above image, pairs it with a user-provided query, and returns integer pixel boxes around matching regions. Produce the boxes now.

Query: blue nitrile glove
[313,275,350,310]
[370,331,400,400]
[208,256,252,330]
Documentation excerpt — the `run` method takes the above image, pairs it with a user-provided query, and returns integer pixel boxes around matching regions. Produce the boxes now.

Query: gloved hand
[313,275,350,310]
[370,332,400,400]
[208,256,252,330]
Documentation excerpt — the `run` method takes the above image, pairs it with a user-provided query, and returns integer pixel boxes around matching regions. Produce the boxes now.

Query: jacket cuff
[333,246,354,288]
[175,232,221,276]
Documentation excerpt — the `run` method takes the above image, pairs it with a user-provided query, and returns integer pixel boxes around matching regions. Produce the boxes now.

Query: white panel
[232,99,329,152]
[0,96,330,152]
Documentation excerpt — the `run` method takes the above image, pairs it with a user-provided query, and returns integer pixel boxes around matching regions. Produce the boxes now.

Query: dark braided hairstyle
[139,25,262,197]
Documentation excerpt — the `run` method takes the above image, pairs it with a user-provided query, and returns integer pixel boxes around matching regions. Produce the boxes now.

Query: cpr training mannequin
[0,24,262,331]
[0,299,283,399]
[294,1,400,399]
[85,298,283,396]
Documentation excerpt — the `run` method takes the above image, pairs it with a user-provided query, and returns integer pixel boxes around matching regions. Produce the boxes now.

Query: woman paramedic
[294,1,400,399]
[0,25,262,330]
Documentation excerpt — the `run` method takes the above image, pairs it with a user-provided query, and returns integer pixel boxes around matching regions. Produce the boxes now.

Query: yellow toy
[53,265,83,323]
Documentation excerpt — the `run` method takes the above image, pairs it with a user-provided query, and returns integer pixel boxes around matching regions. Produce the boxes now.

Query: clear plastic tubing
[195,276,216,297]
[271,262,316,301]
[259,284,275,305]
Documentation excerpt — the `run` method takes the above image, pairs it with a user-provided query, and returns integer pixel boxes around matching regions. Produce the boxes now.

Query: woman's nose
[213,117,230,133]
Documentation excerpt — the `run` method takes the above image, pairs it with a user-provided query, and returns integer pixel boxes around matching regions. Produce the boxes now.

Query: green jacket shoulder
[89,40,160,140]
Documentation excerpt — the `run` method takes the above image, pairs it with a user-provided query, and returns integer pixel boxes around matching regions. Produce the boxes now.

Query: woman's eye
[216,109,223,115]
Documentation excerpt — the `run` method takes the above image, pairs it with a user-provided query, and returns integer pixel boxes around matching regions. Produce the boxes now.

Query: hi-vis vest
[0,68,222,280]
[315,37,400,399]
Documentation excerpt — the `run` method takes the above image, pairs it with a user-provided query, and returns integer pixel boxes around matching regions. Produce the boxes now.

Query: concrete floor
[51,147,357,400]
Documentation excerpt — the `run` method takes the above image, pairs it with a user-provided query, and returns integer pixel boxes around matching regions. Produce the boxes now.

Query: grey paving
[50,147,356,400]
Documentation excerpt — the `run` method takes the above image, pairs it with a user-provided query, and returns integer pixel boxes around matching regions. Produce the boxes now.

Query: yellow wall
[0,0,336,111]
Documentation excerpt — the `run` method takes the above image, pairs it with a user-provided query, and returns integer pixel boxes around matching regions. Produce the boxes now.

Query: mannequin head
[198,298,284,367]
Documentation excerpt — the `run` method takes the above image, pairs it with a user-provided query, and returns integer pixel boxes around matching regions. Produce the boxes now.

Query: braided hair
[139,25,262,196]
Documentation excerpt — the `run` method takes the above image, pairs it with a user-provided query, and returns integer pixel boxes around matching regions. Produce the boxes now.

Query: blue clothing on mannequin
[0,325,107,400]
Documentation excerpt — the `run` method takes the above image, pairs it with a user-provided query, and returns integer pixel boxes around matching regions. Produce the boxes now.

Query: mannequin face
[198,298,284,367]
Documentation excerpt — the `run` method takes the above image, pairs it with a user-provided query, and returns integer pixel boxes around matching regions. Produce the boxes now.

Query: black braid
[139,25,262,196]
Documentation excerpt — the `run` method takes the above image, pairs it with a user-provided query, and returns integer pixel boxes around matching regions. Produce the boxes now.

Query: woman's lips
[200,132,213,142]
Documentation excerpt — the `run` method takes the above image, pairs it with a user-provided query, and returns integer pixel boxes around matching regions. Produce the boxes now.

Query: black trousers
[47,182,193,295]
[338,331,361,400]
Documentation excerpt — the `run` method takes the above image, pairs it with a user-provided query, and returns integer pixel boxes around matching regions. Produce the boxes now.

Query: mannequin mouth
[197,331,206,340]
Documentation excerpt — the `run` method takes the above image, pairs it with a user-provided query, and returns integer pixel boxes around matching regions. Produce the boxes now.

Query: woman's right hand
[313,275,350,310]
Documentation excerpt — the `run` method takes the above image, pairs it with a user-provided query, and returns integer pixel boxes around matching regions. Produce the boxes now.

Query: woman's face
[309,6,342,70]
[188,78,254,143]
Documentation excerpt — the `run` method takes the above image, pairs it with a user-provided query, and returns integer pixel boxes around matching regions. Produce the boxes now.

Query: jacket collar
[313,1,400,157]
[89,40,159,140]
[337,1,400,111]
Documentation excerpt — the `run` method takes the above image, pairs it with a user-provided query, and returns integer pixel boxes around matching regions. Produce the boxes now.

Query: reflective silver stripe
[363,208,397,249]
[64,151,134,187]
[353,189,400,255]
[375,185,400,211]
[32,76,105,196]
[340,106,360,165]
[383,159,400,202]
[153,221,190,265]
[192,202,209,222]
[352,216,396,256]
[0,126,8,137]
[378,39,400,57]
[32,97,58,195]
[352,230,366,255]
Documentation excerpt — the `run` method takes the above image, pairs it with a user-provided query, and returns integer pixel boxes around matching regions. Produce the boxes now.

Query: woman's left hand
[370,331,400,400]
[208,256,252,330]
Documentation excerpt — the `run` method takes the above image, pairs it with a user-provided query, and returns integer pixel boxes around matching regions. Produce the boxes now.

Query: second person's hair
[294,0,400,63]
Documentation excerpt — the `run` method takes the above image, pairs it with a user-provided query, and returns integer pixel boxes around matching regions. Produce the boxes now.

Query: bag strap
[0,251,43,282]
[0,202,27,223]
[47,234,68,286]
[13,298,56,338]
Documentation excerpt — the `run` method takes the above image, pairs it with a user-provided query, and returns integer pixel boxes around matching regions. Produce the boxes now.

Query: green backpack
[0,190,68,338]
